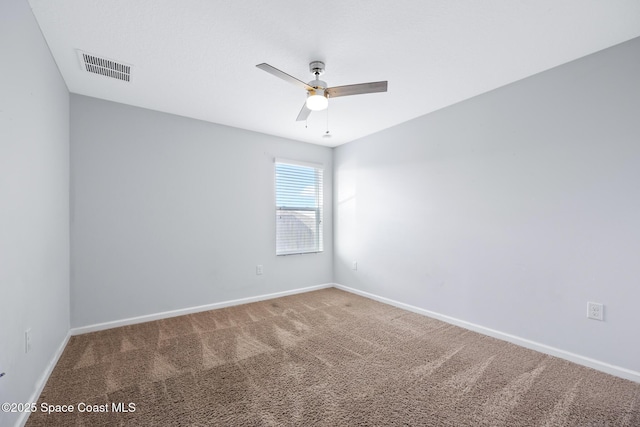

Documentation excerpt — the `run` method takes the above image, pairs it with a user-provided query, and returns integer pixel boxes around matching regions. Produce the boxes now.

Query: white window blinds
[275,160,324,255]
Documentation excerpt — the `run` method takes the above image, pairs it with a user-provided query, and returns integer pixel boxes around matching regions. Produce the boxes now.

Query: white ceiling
[29,0,640,147]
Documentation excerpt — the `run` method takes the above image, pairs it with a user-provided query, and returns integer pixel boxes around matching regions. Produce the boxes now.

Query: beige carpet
[27,288,639,426]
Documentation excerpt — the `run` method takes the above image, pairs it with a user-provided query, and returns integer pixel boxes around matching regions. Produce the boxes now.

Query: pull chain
[324,101,331,138]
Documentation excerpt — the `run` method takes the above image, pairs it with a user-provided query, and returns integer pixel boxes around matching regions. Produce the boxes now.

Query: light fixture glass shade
[306,93,328,111]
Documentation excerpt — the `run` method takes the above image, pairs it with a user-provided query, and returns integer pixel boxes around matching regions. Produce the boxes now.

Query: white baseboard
[70,283,334,336]
[18,331,71,427]
[334,284,640,384]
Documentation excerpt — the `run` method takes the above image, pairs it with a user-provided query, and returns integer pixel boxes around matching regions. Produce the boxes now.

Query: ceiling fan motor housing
[308,80,327,92]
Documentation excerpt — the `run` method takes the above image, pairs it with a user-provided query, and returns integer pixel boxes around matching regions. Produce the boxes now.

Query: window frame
[274,158,324,256]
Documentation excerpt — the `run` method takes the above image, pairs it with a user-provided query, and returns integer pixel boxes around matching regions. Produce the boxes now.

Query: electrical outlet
[256,265,263,275]
[352,261,357,271]
[25,329,32,353]
[587,302,604,321]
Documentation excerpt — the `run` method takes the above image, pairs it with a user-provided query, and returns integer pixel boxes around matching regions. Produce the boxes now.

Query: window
[275,159,323,255]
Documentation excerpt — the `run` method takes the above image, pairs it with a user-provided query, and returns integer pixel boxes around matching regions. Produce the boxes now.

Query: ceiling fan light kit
[256,60,387,122]
[306,91,328,111]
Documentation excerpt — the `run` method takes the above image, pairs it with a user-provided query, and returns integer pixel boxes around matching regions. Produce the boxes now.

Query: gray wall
[70,95,333,328]
[0,0,70,425]
[334,37,640,373]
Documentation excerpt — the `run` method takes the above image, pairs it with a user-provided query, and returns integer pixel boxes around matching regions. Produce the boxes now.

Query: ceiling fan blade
[296,102,312,121]
[326,81,387,98]
[256,63,314,91]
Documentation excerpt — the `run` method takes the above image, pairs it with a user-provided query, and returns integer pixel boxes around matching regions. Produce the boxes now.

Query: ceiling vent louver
[77,50,132,82]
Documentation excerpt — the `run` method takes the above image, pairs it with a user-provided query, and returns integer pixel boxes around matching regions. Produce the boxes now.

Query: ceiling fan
[256,61,387,121]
